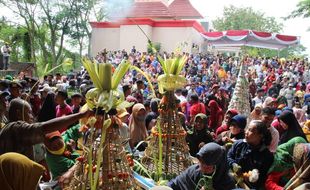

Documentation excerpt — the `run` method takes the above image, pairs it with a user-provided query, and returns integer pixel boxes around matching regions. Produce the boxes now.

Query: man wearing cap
[8,80,23,102]
[168,143,235,190]
[44,124,82,180]
[0,98,92,161]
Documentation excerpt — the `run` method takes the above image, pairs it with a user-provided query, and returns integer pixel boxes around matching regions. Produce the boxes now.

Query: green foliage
[0,0,106,77]
[213,5,283,32]
[244,44,307,58]
[22,32,31,61]
[287,0,310,19]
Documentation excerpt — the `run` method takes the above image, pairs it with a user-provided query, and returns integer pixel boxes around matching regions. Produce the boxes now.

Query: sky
[190,0,310,54]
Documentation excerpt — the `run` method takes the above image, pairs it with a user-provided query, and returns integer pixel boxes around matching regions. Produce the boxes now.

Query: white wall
[91,28,120,56]
[91,25,204,55]
[152,27,192,52]
[119,25,152,52]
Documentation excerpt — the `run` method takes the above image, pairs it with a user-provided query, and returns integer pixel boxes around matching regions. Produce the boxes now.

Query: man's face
[138,83,144,90]
[55,94,65,105]
[71,97,82,106]
[261,114,274,127]
[10,87,21,98]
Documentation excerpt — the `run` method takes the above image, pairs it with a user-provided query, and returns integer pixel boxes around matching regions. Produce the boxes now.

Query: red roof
[90,18,206,33]
[168,0,203,19]
[127,1,173,18]
[126,0,203,19]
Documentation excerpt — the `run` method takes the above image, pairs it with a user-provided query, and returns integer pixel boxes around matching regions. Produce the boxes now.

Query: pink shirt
[56,104,72,133]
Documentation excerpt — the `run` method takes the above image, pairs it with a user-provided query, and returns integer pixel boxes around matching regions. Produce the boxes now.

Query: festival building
[90,0,207,55]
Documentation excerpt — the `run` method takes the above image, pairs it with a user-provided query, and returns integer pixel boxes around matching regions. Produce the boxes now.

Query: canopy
[201,30,300,50]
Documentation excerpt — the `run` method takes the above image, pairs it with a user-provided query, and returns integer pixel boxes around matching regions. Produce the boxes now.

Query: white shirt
[176,94,187,104]
[268,126,279,153]
[1,45,11,57]
[252,96,263,106]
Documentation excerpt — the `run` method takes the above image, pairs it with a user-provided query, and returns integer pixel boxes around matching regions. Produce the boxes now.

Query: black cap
[257,88,264,93]
[9,81,23,88]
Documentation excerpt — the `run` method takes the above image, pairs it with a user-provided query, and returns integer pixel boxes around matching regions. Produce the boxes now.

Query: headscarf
[250,103,262,121]
[278,111,307,144]
[38,92,56,122]
[196,143,235,189]
[0,152,45,190]
[194,113,208,127]
[168,142,235,190]
[208,100,223,130]
[293,106,306,125]
[129,103,148,147]
[263,97,276,108]
[268,137,307,173]
[284,143,310,190]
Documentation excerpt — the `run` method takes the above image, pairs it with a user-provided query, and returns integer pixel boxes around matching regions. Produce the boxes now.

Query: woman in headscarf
[265,137,307,190]
[186,114,214,156]
[208,100,224,132]
[168,143,235,190]
[38,92,57,122]
[227,120,274,189]
[284,143,310,190]
[278,111,307,145]
[249,103,262,123]
[215,109,239,136]
[129,103,148,150]
[0,152,45,190]
[263,97,277,108]
[216,115,246,146]
[293,102,307,126]
[36,91,57,181]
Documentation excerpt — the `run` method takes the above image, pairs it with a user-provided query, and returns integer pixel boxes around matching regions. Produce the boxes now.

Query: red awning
[201,30,300,50]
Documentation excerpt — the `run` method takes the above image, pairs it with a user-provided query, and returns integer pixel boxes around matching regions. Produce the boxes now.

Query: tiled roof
[127,1,174,18]
[126,0,203,19]
[168,0,203,19]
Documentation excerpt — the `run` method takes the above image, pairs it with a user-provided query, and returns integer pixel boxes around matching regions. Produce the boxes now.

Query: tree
[287,0,310,19]
[213,5,283,32]
[0,0,105,73]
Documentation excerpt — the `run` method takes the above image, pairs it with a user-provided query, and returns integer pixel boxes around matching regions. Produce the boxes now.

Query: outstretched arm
[42,110,93,134]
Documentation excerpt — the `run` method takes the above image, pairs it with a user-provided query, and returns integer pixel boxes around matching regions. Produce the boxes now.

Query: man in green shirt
[44,124,82,179]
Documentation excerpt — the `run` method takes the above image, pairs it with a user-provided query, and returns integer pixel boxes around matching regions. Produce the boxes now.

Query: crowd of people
[0,48,310,190]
